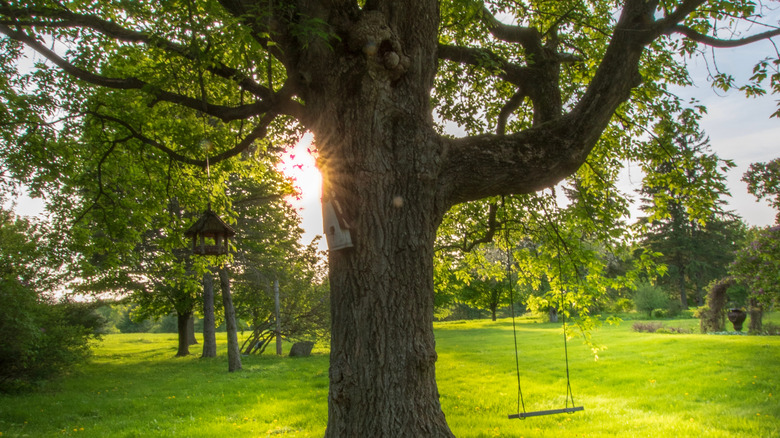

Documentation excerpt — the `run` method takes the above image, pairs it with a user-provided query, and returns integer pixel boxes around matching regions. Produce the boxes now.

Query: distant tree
[447,246,506,321]
[632,282,670,317]
[636,127,742,308]
[731,225,780,313]
[743,158,780,223]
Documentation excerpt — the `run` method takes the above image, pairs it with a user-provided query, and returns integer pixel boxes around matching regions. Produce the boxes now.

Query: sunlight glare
[277,132,325,248]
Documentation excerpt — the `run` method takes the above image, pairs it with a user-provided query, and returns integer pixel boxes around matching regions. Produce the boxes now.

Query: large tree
[2,1,779,435]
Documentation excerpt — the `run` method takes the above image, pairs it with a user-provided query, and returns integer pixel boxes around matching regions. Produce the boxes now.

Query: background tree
[635,124,743,308]
[730,225,780,320]
[3,1,780,435]
[743,158,780,224]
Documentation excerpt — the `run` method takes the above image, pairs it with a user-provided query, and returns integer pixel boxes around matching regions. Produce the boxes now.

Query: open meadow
[1,315,778,437]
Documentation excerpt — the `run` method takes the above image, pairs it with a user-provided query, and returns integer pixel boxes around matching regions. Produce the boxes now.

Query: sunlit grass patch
[0,316,777,437]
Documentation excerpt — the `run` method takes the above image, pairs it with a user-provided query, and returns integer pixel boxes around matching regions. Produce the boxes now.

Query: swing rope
[504,198,583,420]
[506,239,525,416]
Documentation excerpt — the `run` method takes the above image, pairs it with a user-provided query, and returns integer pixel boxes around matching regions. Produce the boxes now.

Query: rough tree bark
[218,266,242,372]
[201,271,217,358]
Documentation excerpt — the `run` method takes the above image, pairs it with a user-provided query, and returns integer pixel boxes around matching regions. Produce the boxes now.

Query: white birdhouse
[322,196,353,251]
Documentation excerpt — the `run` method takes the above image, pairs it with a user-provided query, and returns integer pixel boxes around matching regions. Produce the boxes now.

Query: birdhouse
[183,208,236,256]
[322,196,353,251]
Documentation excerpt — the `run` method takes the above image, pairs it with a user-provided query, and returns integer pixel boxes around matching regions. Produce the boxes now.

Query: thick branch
[496,91,526,135]
[440,0,653,206]
[437,43,533,88]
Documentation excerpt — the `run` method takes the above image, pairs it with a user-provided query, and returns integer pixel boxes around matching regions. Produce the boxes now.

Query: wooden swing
[503,228,584,420]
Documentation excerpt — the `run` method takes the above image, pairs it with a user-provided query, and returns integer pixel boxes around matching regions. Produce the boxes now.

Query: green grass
[1,315,778,437]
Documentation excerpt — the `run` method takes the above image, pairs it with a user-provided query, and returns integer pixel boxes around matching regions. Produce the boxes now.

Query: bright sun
[277,133,326,247]
[277,132,322,202]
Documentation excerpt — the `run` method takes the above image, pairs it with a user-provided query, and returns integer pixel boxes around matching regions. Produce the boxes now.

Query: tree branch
[436,202,500,253]
[668,25,780,48]
[0,5,275,100]
[0,23,283,122]
[439,0,654,207]
[87,111,277,166]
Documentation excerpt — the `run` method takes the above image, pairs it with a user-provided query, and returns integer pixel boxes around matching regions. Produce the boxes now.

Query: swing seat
[508,406,584,419]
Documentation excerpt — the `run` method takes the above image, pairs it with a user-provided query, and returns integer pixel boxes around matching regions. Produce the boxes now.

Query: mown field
[1,315,778,437]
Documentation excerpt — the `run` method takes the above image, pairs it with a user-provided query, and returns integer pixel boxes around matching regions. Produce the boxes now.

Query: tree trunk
[218,266,242,372]
[298,3,649,436]
[175,311,192,357]
[325,194,451,437]
[678,264,689,309]
[201,271,217,358]
[187,315,197,345]
[748,298,763,333]
[274,277,282,356]
[548,307,559,323]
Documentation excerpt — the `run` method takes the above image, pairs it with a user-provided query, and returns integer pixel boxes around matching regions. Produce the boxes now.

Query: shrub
[651,308,668,318]
[633,283,669,317]
[610,298,634,314]
[632,322,664,333]
[0,283,104,392]
[632,321,692,334]
[762,322,780,336]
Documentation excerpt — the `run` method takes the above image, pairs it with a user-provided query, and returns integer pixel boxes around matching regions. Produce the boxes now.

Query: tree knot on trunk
[348,11,410,80]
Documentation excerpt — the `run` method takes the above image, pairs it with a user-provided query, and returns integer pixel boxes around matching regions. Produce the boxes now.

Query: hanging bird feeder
[184,208,236,256]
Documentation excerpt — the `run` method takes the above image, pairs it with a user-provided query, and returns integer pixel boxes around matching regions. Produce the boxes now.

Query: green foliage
[743,158,780,222]
[0,209,104,391]
[633,283,670,317]
[635,128,744,308]
[610,297,634,314]
[0,292,103,392]
[731,225,780,308]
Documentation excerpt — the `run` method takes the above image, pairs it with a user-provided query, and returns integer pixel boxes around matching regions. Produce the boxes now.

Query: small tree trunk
[274,277,282,356]
[175,311,192,357]
[218,266,242,372]
[678,268,689,309]
[187,315,197,345]
[748,298,763,333]
[549,307,559,323]
[201,271,217,358]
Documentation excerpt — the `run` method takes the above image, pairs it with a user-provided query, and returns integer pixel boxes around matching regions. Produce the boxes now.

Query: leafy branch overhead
[2,1,778,178]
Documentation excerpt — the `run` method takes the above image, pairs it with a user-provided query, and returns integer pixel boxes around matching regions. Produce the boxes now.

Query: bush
[762,322,780,336]
[632,321,664,333]
[632,321,692,334]
[633,283,670,317]
[609,298,634,314]
[651,308,668,318]
[0,282,104,392]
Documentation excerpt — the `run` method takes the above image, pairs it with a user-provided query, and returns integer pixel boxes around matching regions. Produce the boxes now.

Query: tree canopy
[2,0,779,435]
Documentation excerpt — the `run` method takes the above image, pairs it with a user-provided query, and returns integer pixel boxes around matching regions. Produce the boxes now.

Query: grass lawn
[0,314,778,437]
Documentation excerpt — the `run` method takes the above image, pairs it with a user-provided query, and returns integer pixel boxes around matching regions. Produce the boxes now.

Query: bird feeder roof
[184,209,236,238]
